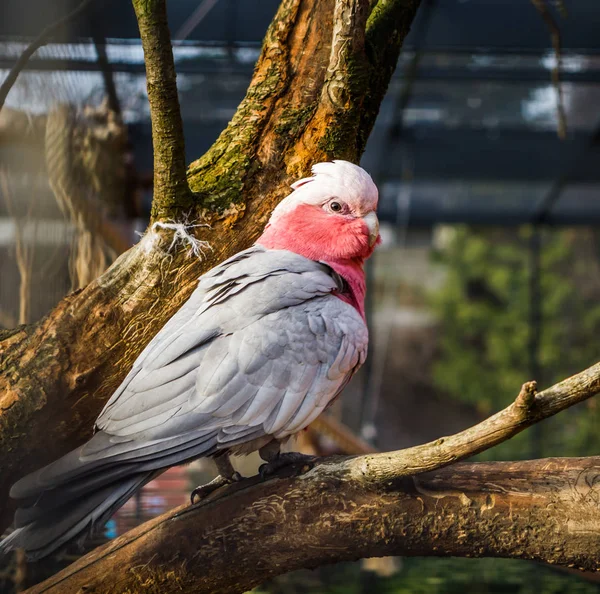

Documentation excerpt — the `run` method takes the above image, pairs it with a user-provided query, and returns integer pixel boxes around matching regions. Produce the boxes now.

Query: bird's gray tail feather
[0,470,157,561]
[0,429,219,560]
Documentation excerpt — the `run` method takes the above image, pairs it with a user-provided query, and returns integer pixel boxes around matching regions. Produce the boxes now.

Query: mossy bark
[0,0,421,534]
[24,457,600,594]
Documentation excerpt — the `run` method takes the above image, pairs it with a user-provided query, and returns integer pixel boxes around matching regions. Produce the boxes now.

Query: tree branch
[0,0,421,534]
[24,456,600,593]
[20,362,600,592]
[359,368,600,481]
[530,0,567,139]
[132,0,194,219]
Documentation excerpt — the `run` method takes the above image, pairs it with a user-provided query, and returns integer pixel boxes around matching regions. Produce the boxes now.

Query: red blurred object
[113,466,189,536]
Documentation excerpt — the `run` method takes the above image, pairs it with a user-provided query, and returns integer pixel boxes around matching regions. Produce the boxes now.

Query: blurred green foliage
[430,225,600,460]
[259,558,600,594]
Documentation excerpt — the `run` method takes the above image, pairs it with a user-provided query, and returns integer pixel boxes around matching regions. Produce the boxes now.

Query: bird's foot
[190,471,242,504]
[259,452,317,480]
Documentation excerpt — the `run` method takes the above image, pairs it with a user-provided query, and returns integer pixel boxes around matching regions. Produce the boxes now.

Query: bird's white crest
[269,160,378,224]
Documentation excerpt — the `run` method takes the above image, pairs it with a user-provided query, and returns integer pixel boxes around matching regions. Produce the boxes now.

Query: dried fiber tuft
[139,220,212,259]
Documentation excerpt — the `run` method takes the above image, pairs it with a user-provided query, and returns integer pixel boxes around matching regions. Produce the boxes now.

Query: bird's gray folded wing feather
[96,245,341,417]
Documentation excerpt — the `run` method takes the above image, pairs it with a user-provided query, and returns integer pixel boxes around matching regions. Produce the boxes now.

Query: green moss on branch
[275,105,317,138]
[186,0,301,214]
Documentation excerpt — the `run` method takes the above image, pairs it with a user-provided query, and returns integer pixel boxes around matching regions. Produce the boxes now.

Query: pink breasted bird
[0,160,380,559]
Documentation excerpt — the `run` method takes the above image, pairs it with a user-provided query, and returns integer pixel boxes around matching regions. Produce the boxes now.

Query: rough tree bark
[0,0,420,532]
[133,0,194,219]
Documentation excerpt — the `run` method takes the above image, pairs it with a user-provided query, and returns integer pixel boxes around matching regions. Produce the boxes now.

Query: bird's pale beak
[363,211,380,247]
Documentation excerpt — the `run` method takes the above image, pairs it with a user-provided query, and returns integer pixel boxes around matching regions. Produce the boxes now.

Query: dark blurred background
[1,0,599,592]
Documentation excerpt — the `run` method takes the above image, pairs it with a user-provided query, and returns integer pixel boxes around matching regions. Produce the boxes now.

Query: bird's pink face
[258,160,380,264]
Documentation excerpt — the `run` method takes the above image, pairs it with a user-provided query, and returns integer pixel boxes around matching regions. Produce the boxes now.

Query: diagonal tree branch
[21,362,600,593]
[359,367,600,481]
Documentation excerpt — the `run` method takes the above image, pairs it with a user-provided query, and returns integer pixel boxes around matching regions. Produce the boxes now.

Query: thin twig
[356,362,599,480]
[0,0,95,114]
[174,0,221,41]
[530,0,567,139]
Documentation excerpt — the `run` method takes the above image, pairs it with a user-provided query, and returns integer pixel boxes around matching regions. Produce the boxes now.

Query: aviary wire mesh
[0,52,133,330]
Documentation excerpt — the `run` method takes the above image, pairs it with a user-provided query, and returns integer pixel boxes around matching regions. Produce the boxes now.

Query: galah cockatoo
[0,160,380,559]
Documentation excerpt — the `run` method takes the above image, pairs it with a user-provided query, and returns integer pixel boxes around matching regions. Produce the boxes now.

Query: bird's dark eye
[330,201,342,212]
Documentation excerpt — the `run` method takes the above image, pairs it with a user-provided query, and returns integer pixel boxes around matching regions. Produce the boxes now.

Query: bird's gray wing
[95,296,366,449]
[96,244,331,427]
[92,245,367,447]
[185,296,367,441]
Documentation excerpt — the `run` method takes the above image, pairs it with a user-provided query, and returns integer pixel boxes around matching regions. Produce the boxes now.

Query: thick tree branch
[132,0,194,219]
[24,456,600,594]
[0,0,421,533]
